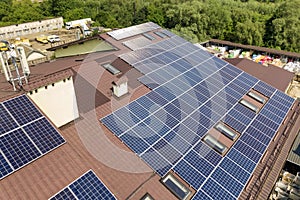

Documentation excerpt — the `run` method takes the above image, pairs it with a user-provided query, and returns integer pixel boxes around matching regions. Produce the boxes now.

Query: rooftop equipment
[0,42,30,91]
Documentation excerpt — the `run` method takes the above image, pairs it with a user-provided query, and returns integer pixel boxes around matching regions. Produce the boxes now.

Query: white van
[47,35,60,43]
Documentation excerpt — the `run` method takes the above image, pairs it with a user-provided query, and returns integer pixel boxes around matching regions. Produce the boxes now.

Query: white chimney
[112,76,128,98]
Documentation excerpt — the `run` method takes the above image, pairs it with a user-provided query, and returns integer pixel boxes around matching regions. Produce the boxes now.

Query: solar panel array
[49,170,117,200]
[107,22,160,40]
[0,95,65,180]
[102,29,295,199]
[122,36,153,50]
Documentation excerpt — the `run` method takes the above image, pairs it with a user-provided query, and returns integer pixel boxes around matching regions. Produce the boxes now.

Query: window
[215,123,238,141]
[140,193,154,200]
[102,63,121,75]
[248,91,266,104]
[162,173,191,200]
[203,134,227,155]
[143,33,155,40]
[240,99,259,113]
[154,31,168,38]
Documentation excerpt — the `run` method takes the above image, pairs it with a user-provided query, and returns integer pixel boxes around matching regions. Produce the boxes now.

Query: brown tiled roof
[225,58,294,92]
[1,27,300,200]
[23,69,73,91]
[210,39,300,59]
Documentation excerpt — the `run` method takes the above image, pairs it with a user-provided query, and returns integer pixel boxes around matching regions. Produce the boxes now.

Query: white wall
[28,77,79,128]
[0,17,64,40]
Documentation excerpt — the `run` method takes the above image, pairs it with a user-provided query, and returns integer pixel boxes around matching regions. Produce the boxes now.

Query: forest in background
[0,0,299,53]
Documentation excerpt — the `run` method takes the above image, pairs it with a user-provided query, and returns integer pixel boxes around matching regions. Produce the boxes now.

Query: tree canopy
[1,0,299,53]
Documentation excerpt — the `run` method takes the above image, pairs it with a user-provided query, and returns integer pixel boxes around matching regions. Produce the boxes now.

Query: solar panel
[0,95,65,180]
[123,36,152,50]
[210,168,243,197]
[23,118,65,154]
[219,157,250,185]
[0,105,18,136]
[107,22,160,40]
[1,128,41,170]
[0,152,13,178]
[101,26,296,200]
[50,170,116,200]
[3,95,43,126]
[174,159,206,189]
[50,188,76,200]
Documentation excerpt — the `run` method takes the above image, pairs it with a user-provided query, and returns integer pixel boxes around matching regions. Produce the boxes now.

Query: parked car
[47,35,60,43]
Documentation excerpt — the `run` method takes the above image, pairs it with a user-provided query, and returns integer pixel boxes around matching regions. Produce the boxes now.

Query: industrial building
[0,17,64,40]
[0,22,299,200]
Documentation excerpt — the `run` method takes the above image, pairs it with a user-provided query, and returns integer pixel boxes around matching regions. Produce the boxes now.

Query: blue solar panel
[219,157,250,185]
[232,78,252,91]
[193,142,222,166]
[101,114,128,136]
[228,82,247,95]
[274,90,294,104]
[256,114,280,131]
[3,95,43,126]
[263,103,287,119]
[253,84,274,97]
[228,109,252,126]
[0,105,18,136]
[0,129,41,170]
[260,108,284,124]
[184,150,214,177]
[173,124,199,145]
[240,133,267,154]
[0,95,65,180]
[136,95,160,111]
[233,103,256,119]
[250,120,276,137]
[0,152,13,179]
[184,71,203,83]
[101,28,296,200]
[129,103,150,120]
[202,179,235,200]
[227,148,256,173]
[223,115,247,133]
[268,99,290,114]
[132,123,160,145]
[174,159,206,189]
[271,95,293,110]
[141,148,172,176]
[244,126,271,146]
[69,170,116,200]
[163,131,191,155]
[23,118,65,154]
[237,73,258,87]
[146,91,168,106]
[192,190,212,200]
[224,86,244,100]
[120,130,150,155]
[164,103,183,121]
[234,140,261,163]
[114,107,140,127]
[211,167,244,197]
[153,139,182,164]
[50,188,76,200]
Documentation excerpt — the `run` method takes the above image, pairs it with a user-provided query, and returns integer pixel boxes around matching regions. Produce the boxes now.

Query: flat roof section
[210,39,300,59]
[225,58,294,92]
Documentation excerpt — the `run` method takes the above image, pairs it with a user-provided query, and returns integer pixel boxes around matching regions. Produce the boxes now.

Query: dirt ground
[11,28,80,53]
